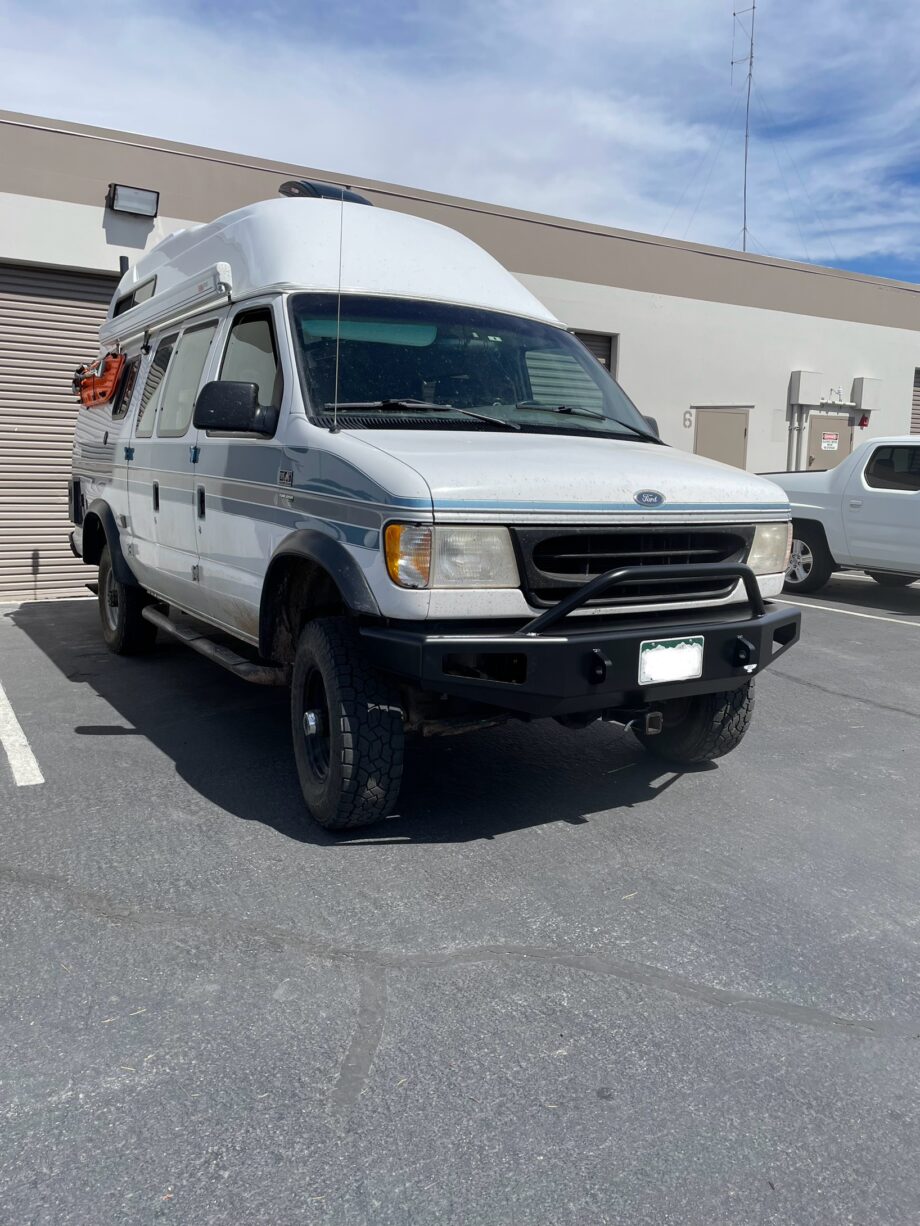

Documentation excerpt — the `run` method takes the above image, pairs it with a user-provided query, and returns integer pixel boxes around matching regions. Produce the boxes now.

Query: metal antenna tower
[732,0,757,251]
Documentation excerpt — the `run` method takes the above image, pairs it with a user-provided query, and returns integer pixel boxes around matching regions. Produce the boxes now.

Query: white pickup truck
[769,436,920,593]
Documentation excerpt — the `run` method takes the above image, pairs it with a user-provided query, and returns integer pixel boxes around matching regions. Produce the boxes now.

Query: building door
[694,408,749,470]
[0,262,118,601]
[805,413,853,471]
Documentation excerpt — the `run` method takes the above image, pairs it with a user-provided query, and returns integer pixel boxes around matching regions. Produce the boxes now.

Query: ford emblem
[634,490,666,507]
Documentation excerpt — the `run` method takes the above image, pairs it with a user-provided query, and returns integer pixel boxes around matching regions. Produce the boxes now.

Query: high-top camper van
[69,193,800,829]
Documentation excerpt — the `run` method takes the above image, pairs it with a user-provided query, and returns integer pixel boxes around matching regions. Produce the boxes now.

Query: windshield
[289,294,656,439]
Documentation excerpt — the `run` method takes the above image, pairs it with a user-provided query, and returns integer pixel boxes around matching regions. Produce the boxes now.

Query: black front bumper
[361,563,801,719]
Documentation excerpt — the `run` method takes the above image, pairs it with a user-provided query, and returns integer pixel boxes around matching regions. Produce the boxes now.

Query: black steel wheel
[291,617,404,830]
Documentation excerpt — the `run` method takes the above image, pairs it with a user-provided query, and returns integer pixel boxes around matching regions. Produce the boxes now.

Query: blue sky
[2,0,920,280]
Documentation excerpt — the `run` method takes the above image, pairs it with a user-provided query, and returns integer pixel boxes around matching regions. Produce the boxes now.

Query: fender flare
[259,529,381,654]
[84,500,139,587]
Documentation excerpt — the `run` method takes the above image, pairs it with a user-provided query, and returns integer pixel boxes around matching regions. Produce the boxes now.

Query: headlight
[748,522,793,575]
[385,524,519,589]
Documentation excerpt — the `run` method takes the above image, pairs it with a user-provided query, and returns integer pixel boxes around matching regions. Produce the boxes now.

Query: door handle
[849,499,863,509]
[152,481,159,513]
[197,486,206,519]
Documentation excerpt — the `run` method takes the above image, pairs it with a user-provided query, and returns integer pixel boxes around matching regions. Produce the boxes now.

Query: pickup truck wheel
[785,525,833,593]
[635,682,754,764]
[866,572,917,588]
[291,617,404,830]
[97,545,157,655]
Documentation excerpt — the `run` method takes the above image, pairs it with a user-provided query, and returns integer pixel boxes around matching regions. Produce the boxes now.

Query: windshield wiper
[516,402,660,442]
[516,401,605,420]
[324,399,520,431]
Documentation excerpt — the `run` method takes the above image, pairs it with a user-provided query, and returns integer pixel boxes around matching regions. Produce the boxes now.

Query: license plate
[638,635,704,685]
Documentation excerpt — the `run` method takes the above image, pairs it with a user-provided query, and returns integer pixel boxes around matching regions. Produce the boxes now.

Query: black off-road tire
[97,544,157,655]
[784,522,834,593]
[291,617,404,830]
[635,681,755,764]
[866,572,917,588]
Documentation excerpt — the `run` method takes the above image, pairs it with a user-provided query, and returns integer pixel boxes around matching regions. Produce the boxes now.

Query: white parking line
[0,680,44,786]
[774,598,920,629]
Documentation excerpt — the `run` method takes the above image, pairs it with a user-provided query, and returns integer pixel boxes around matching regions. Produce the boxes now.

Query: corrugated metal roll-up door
[0,263,117,602]
[911,368,920,434]
[573,331,616,372]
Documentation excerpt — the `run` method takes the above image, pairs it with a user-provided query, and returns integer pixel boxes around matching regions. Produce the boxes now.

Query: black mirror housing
[193,381,279,435]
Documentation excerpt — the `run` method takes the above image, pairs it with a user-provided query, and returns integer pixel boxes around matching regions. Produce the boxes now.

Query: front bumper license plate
[639,635,705,685]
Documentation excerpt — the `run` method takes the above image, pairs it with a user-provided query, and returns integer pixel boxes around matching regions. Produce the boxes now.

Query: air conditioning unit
[789,370,824,406]
[852,376,882,413]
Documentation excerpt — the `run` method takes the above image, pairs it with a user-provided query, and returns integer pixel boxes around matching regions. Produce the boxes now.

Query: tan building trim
[3,108,920,331]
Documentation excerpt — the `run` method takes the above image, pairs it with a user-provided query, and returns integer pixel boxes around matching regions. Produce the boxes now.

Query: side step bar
[141,606,289,686]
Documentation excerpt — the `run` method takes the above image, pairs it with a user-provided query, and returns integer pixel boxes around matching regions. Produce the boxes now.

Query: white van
[69,190,800,829]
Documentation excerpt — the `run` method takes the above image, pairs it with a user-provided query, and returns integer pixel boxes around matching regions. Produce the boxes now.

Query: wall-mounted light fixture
[106,183,159,218]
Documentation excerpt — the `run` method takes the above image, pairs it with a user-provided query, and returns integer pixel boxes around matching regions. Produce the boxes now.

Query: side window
[111,355,141,420]
[112,277,156,318]
[134,278,156,305]
[156,322,218,438]
[219,309,283,407]
[865,445,920,492]
[134,334,176,438]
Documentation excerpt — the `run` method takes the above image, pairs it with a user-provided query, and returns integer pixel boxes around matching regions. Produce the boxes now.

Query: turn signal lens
[748,522,793,575]
[385,523,432,588]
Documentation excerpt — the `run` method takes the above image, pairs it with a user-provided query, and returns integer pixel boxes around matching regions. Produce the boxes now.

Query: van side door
[843,443,920,571]
[125,331,177,588]
[151,319,220,608]
[193,303,288,642]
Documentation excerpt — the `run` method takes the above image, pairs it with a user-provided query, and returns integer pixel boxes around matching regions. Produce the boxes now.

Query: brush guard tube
[360,563,799,719]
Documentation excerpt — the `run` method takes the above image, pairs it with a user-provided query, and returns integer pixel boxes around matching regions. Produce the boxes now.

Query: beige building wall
[520,273,920,467]
[2,108,920,473]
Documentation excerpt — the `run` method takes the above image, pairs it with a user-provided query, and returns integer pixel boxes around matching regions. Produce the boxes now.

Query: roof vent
[279,179,373,206]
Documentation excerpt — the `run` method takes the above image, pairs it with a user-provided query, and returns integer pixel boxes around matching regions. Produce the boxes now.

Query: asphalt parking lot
[1,577,919,1225]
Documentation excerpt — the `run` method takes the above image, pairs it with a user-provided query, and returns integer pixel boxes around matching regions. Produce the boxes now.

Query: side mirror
[193,381,278,435]
[642,414,660,438]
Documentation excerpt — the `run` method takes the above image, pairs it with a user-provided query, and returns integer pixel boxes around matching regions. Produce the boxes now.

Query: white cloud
[2,0,919,277]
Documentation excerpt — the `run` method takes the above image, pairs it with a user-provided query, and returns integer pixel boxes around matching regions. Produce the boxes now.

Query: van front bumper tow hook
[588,648,612,685]
[731,635,759,672]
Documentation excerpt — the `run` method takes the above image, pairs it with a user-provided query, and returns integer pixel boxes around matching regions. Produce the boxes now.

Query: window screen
[864,445,920,491]
[134,335,176,438]
[525,350,604,411]
[157,322,218,437]
[219,310,282,407]
[111,355,141,420]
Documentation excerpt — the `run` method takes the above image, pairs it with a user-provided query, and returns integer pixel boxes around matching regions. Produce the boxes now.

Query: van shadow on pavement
[8,599,707,845]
